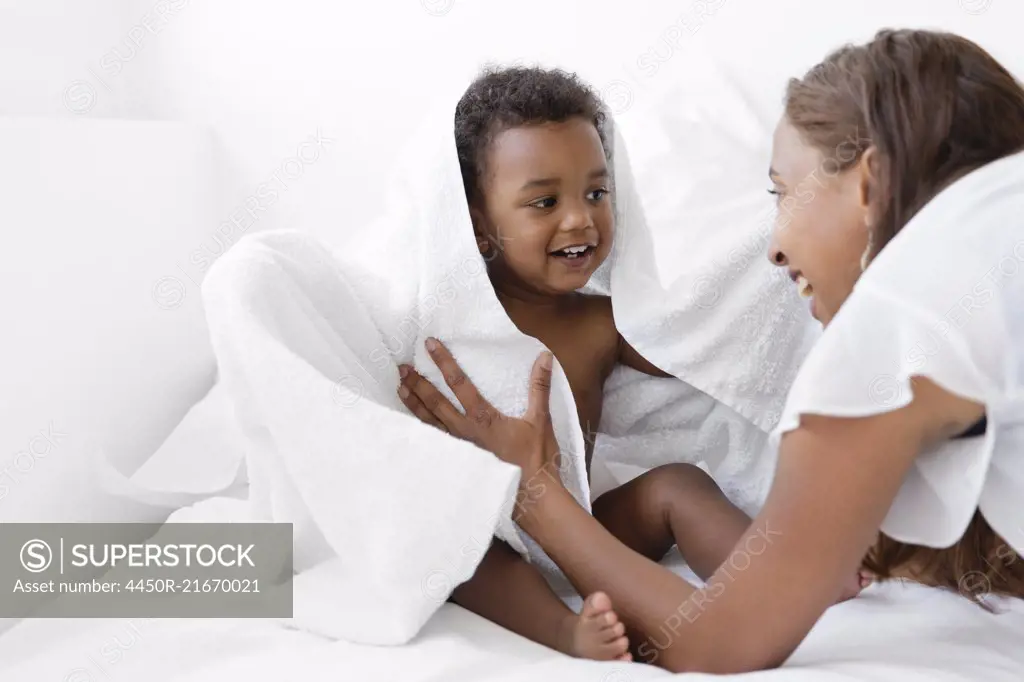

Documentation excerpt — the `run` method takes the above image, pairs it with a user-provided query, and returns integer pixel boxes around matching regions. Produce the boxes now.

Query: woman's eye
[530,197,557,209]
[587,188,609,201]
[767,188,784,203]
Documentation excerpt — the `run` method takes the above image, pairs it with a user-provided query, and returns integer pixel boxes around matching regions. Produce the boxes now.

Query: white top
[773,149,1024,556]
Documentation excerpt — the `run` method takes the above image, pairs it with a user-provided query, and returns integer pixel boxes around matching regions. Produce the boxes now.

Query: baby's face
[473,118,613,295]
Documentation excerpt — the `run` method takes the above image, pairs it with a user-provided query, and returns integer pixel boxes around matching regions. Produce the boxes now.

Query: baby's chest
[540,330,617,426]
[507,302,618,425]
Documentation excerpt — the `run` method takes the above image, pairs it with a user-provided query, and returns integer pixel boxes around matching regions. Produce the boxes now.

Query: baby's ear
[468,206,491,253]
[468,205,485,234]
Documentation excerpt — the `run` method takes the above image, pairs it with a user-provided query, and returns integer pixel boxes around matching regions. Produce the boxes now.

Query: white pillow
[0,118,228,523]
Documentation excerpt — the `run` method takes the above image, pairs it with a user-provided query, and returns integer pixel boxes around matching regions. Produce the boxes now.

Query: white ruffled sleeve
[772,150,1024,556]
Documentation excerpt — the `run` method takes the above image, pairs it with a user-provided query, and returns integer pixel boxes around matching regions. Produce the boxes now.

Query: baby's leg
[592,463,749,580]
[451,540,630,661]
[593,464,869,601]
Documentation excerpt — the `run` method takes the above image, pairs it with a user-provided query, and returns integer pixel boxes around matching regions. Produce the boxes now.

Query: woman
[397,29,1024,673]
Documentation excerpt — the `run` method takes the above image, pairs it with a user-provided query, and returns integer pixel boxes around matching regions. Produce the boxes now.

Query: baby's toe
[601,636,630,658]
[580,591,613,620]
[602,621,626,642]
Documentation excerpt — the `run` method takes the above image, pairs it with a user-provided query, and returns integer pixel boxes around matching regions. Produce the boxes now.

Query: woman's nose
[767,240,787,267]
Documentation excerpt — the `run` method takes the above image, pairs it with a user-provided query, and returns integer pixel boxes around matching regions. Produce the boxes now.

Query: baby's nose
[560,203,594,231]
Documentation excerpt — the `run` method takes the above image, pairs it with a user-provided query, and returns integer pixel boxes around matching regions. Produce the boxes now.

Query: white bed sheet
[3,571,1022,681]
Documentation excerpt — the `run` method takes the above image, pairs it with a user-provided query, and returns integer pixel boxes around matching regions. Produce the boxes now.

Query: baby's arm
[617,334,674,378]
[588,296,672,378]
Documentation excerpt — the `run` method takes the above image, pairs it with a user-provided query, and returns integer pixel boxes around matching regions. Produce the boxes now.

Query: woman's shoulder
[865,150,1024,303]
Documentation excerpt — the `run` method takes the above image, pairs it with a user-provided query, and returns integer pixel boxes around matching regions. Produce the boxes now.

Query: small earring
[478,240,490,254]
[860,219,875,272]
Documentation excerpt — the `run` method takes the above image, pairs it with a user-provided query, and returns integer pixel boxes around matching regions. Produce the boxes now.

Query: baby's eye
[766,188,784,203]
[530,197,557,209]
[587,188,609,201]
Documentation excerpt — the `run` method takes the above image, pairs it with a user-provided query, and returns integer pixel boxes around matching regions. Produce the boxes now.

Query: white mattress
[2,577,1022,681]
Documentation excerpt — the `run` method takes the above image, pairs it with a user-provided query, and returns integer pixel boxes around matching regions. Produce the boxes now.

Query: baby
[399,67,862,662]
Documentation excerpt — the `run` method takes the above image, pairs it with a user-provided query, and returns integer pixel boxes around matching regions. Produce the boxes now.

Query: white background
[6,0,1023,240]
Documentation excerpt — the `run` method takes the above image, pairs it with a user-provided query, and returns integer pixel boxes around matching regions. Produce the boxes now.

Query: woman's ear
[858,147,877,272]
[857,146,877,211]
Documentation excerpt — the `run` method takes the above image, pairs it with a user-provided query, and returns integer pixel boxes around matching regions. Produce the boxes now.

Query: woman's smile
[787,269,819,319]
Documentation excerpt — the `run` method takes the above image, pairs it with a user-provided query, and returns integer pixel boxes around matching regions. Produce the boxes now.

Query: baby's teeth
[796,275,813,298]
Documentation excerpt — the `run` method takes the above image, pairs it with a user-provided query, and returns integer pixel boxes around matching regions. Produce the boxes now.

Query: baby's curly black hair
[454,66,607,206]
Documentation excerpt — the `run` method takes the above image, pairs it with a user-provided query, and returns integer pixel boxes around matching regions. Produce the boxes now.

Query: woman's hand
[396,338,563,488]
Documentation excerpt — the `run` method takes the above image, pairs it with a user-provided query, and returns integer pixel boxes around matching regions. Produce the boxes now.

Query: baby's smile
[548,240,598,271]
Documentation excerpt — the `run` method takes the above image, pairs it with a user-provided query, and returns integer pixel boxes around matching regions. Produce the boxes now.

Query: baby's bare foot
[559,592,631,661]
[836,569,873,603]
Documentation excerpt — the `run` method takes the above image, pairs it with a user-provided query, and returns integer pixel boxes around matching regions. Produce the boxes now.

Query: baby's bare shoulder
[575,293,615,324]
[574,294,620,345]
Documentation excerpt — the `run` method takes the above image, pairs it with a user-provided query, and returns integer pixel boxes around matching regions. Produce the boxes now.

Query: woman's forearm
[521,405,930,673]
[523,484,830,673]
[520,487,708,669]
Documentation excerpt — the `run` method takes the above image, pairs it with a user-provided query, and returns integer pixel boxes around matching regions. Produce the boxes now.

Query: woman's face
[766,119,873,326]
